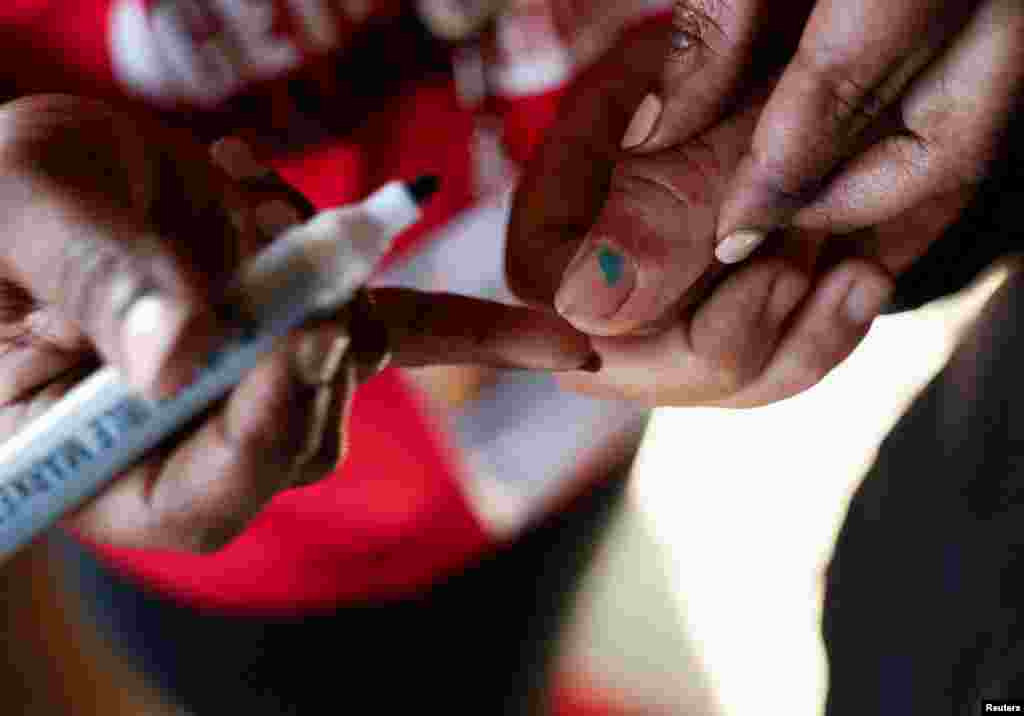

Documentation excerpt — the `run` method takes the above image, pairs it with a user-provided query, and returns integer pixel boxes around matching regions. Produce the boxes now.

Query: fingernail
[295,333,351,385]
[579,352,602,373]
[621,93,663,150]
[555,241,636,325]
[210,137,266,180]
[715,229,767,264]
[844,275,892,325]
[120,293,193,399]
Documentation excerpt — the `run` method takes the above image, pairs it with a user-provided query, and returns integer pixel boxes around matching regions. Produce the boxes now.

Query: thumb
[620,0,806,154]
[0,187,222,400]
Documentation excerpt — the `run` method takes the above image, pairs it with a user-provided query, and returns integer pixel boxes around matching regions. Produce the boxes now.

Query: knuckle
[610,159,693,214]
[671,0,729,56]
[658,135,724,190]
[911,126,995,195]
[791,45,888,129]
[681,134,723,175]
[747,144,826,206]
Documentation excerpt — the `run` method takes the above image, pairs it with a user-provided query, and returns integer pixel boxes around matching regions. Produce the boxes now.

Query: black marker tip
[407,174,441,205]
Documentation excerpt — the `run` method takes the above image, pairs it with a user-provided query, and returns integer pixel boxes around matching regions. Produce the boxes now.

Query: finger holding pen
[0,97,333,555]
[210,137,598,378]
[45,137,350,550]
[62,131,596,553]
[27,126,348,552]
[205,137,360,497]
[208,139,598,493]
[362,287,598,374]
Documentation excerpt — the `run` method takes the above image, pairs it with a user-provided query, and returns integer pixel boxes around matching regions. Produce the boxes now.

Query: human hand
[622,0,1023,261]
[507,18,970,406]
[0,95,591,553]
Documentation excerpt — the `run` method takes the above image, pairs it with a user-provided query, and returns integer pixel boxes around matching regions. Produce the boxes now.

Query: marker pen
[0,175,439,560]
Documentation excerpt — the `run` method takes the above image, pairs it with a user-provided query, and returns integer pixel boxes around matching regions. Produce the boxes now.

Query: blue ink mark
[598,247,625,286]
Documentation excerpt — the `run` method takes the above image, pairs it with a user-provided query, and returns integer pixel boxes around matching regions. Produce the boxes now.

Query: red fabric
[492,86,567,166]
[0,0,115,98]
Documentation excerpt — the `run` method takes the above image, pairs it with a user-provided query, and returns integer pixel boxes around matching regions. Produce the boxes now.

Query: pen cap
[292,179,435,310]
[361,180,424,239]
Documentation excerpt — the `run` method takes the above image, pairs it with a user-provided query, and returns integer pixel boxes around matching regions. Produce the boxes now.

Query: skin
[0,94,591,556]
[627,0,1023,241]
[518,0,1022,373]
[506,17,974,407]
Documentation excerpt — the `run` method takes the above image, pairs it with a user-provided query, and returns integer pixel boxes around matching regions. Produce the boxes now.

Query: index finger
[367,288,596,373]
